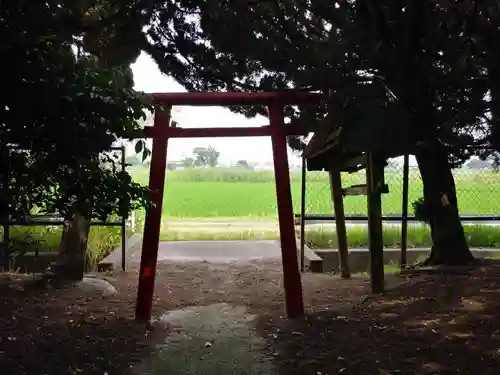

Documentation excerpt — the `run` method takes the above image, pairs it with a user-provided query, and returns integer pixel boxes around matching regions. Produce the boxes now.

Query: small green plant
[412,197,431,224]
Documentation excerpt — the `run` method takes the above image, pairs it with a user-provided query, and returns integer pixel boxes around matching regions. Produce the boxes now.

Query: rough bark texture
[53,211,91,280]
[416,145,475,265]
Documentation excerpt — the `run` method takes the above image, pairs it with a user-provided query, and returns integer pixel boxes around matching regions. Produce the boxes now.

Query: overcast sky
[130,52,305,166]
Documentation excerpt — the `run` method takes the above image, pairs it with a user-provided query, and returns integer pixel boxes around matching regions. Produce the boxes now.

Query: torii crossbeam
[134,91,321,322]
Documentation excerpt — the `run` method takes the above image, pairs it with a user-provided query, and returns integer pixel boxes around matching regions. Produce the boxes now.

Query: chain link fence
[1,146,129,270]
[303,161,500,220]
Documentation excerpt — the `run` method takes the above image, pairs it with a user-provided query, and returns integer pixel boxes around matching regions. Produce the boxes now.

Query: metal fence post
[299,155,307,272]
[400,154,409,268]
[2,221,9,269]
[121,146,127,272]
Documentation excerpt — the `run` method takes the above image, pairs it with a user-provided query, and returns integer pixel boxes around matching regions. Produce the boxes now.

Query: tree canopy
[0,0,152,221]
[139,1,497,160]
[136,0,500,265]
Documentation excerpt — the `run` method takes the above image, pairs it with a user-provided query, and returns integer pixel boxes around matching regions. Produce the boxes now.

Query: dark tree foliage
[0,0,153,222]
[132,0,500,265]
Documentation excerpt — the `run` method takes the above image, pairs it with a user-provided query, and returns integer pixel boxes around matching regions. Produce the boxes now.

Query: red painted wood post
[135,105,172,322]
[269,102,305,318]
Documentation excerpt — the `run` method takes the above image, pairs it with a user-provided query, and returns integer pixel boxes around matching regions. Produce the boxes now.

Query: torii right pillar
[268,101,304,318]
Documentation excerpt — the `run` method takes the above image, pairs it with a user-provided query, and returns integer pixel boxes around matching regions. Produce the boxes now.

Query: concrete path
[163,220,280,233]
[104,239,283,266]
[136,304,276,375]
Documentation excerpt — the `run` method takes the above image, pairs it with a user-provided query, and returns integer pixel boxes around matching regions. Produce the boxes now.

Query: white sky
[130,52,422,167]
[131,52,303,166]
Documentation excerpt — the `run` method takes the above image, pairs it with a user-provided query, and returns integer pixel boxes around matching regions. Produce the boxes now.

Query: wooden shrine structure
[302,104,416,292]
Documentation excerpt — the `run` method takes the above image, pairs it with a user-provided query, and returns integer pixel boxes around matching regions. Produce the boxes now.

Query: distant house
[166,160,186,170]
[251,160,302,171]
[465,158,493,170]
[253,161,275,171]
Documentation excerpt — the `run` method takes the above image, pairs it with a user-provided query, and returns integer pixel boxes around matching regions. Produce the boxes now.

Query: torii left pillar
[135,105,171,322]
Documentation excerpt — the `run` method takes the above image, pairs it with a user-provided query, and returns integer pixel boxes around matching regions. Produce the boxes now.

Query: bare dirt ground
[268,261,500,375]
[1,260,500,374]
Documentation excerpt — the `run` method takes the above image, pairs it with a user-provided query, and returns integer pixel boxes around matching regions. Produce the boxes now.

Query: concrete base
[314,247,500,274]
[295,236,323,273]
[98,234,142,271]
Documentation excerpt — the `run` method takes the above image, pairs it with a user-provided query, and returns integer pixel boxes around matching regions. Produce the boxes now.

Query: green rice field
[128,165,500,219]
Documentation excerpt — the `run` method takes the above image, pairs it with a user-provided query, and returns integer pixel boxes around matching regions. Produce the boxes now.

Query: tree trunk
[415,144,475,265]
[52,208,91,281]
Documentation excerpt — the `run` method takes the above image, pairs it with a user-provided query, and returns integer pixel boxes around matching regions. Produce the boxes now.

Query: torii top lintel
[151,91,321,106]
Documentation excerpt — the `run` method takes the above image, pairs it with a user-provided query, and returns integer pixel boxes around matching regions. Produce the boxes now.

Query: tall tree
[206,146,220,167]
[0,0,152,274]
[181,156,195,168]
[192,147,209,167]
[449,1,500,151]
[135,0,496,265]
[192,146,220,167]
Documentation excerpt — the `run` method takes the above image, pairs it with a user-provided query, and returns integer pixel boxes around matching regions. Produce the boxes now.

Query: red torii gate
[134,91,321,322]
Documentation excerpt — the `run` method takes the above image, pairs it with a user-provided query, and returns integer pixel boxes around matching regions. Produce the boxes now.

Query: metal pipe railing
[1,146,129,271]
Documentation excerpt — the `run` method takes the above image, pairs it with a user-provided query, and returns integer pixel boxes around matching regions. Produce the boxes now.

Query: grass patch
[305,224,500,249]
[2,226,124,269]
[128,165,500,218]
[86,227,124,266]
